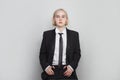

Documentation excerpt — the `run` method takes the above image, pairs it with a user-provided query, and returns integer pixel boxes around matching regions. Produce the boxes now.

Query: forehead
[55,10,66,15]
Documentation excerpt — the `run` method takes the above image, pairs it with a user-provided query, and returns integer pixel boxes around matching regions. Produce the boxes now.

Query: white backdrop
[0,0,120,80]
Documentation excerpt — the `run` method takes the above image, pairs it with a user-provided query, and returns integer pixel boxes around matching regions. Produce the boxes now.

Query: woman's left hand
[64,65,73,77]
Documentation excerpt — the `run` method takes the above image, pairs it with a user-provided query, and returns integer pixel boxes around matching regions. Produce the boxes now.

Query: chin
[58,26,64,27]
[57,24,65,27]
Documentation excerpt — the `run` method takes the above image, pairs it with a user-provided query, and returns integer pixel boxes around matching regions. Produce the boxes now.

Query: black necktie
[58,33,63,66]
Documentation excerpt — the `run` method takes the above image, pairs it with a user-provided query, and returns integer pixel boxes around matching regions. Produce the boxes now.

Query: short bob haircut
[52,9,68,26]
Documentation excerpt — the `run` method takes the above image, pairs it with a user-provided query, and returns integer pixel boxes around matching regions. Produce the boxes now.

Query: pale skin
[45,10,73,77]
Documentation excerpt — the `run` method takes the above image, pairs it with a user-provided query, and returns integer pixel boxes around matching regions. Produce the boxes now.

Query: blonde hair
[52,9,68,26]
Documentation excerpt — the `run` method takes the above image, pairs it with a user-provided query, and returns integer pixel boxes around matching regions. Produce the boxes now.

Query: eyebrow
[55,14,66,16]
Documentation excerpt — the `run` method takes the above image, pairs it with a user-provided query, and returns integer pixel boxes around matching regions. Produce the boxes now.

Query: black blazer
[39,28,81,71]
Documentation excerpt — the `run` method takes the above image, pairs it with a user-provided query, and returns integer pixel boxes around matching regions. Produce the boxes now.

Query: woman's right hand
[45,66,55,75]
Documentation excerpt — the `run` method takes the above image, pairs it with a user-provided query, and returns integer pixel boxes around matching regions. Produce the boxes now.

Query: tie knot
[58,33,63,36]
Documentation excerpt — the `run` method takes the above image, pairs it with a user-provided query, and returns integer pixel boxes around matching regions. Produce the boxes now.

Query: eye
[55,15,60,18]
[62,15,65,18]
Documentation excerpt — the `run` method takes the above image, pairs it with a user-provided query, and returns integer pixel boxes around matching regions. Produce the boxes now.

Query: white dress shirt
[52,27,67,65]
[45,27,73,71]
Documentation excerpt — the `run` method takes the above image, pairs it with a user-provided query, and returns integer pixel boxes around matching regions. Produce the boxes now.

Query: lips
[59,22,62,24]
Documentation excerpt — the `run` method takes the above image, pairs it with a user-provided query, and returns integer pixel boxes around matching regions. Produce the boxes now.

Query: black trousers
[41,65,78,80]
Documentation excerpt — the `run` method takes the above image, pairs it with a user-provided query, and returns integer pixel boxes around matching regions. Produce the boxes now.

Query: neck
[57,26,65,32]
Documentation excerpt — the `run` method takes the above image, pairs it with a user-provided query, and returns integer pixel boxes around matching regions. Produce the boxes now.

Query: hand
[64,65,73,77]
[45,66,55,75]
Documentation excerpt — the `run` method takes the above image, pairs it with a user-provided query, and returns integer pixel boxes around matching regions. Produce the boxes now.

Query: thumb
[63,66,67,69]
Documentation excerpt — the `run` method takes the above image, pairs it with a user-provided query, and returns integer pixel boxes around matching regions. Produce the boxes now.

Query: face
[54,10,68,27]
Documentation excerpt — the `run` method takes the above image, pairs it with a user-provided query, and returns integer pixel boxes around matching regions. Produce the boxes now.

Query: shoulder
[43,29,55,35]
[67,28,79,36]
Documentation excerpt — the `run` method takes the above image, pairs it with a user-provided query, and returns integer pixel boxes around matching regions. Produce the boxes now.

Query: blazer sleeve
[39,32,49,71]
[69,32,81,70]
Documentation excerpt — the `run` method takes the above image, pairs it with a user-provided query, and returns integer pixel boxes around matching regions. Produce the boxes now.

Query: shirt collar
[55,26,67,34]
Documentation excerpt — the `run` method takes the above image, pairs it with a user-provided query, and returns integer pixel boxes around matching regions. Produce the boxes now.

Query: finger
[48,71,53,75]
[64,70,68,75]
[51,69,54,75]
[63,66,67,69]
[47,69,52,75]
[47,71,52,75]
[64,70,67,74]
[65,73,71,77]
[52,66,55,69]
[46,70,51,75]
[49,68,55,75]
[64,72,69,76]
[64,70,72,76]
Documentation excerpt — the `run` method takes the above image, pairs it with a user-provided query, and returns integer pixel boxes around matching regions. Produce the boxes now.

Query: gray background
[0,0,120,80]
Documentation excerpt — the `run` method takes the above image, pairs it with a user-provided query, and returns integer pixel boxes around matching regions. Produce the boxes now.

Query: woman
[39,8,81,80]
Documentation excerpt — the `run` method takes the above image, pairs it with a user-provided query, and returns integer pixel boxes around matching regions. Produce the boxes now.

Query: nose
[59,17,62,21]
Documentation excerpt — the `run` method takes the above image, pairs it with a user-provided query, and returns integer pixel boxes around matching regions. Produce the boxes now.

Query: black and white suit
[39,28,81,80]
